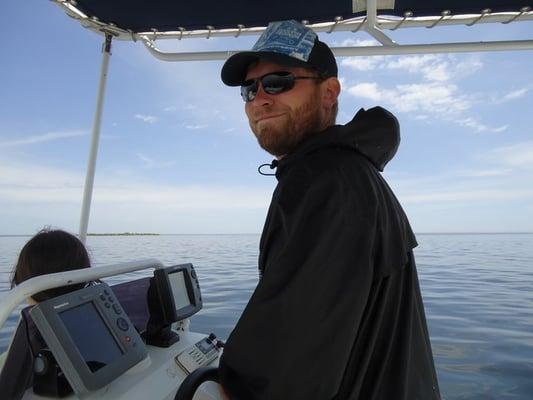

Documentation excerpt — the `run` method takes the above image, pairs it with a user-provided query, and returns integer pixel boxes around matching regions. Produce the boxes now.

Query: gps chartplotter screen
[59,302,124,372]
[151,264,202,324]
[168,270,191,310]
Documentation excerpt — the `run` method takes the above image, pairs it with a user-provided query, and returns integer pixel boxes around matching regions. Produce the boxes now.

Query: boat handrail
[0,258,164,330]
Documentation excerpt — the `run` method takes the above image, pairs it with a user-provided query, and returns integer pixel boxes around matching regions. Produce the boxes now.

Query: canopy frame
[55,0,533,61]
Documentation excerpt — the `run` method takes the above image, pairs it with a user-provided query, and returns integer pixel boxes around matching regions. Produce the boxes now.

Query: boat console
[0,261,223,400]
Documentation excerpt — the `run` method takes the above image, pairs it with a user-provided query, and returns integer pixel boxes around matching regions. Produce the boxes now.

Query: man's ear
[322,77,341,108]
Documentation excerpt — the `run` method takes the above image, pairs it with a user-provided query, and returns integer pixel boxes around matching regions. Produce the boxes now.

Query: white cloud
[137,153,175,169]
[0,130,86,148]
[500,88,529,103]
[347,81,471,114]
[347,81,506,133]
[454,58,483,77]
[484,141,533,169]
[134,114,159,124]
[164,104,200,112]
[0,161,270,210]
[0,161,272,234]
[489,88,530,104]
[336,38,379,47]
[347,82,385,101]
[423,63,450,82]
[90,185,270,209]
[341,56,386,71]
[384,141,533,210]
[339,39,386,71]
[341,54,498,132]
[341,54,482,82]
[456,118,508,133]
[185,124,208,130]
[386,54,451,82]
[0,161,82,189]
[386,54,439,71]
[399,188,533,204]
[388,55,482,82]
[394,83,470,113]
[386,170,533,207]
[459,169,512,178]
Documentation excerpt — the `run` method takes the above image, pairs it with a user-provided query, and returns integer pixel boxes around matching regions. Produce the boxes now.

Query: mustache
[250,108,285,122]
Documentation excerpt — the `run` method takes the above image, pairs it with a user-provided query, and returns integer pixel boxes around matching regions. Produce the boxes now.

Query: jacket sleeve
[219,166,378,400]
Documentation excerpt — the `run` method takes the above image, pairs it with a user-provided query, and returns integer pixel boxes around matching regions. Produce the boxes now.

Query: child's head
[11,228,91,302]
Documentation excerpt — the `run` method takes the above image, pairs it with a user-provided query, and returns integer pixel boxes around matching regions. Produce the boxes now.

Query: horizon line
[1,232,533,237]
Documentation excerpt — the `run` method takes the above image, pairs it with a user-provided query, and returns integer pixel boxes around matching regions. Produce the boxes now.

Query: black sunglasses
[241,71,323,102]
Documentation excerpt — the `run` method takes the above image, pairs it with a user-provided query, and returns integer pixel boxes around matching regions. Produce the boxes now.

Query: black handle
[175,366,220,400]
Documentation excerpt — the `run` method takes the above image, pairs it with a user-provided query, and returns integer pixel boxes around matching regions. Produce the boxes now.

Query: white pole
[79,34,112,243]
[143,38,533,61]
[365,0,397,46]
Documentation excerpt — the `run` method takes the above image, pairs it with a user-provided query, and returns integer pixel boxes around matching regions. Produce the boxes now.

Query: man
[218,20,441,400]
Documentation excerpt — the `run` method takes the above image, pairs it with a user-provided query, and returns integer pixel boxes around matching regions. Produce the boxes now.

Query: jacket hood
[276,106,400,175]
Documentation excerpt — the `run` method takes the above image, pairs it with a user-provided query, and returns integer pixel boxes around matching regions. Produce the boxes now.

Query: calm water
[1,233,532,399]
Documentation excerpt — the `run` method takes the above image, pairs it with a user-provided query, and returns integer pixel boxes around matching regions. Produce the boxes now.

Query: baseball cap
[221,20,338,86]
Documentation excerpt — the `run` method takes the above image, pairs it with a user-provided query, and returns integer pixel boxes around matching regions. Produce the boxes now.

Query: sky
[1,2,532,234]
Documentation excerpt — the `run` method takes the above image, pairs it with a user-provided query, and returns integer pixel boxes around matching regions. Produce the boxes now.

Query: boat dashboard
[0,261,223,400]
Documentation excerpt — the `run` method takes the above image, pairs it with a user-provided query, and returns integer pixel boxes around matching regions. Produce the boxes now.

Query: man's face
[244,60,327,157]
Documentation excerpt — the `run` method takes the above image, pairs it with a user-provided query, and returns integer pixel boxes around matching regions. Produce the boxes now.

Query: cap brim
[221,51,308,86]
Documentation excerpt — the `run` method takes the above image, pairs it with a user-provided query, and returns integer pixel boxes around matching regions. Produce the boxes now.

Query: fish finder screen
[59,302,124,372]
[168,271,191,309]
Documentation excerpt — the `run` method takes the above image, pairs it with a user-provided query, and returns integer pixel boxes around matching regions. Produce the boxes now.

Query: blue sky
[1,2,532,234]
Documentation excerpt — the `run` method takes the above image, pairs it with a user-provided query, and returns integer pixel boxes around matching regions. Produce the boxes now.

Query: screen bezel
[153,263,202,324]
[30,284,147,393]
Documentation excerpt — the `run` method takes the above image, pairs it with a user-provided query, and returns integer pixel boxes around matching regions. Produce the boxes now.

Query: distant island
[87,232,160,236]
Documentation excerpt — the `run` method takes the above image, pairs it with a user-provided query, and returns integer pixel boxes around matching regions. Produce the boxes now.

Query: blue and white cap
[221,20,338,86]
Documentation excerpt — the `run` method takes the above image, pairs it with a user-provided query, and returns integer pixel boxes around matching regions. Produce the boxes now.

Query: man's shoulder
[276,146,383,210]
[303,146,381,187]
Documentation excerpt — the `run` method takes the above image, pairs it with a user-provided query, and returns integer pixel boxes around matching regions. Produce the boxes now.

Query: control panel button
[112,304,122,314]
[116,317,129,331]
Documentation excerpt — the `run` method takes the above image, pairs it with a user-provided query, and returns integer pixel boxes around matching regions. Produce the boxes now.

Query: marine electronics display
[29,283,147,394]
[153,263,202,323]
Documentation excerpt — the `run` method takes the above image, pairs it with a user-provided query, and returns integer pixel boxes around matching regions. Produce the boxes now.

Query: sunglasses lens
[241,80,258,102]
[262,73,294,95]
[240,73,295,102]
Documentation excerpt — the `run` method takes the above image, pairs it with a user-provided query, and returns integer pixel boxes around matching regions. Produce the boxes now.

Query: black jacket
[219,107,441,400]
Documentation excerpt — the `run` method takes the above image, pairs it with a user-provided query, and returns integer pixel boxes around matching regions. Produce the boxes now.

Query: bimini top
[62,0,531,33]
[54,0,533,59]
[54,1,533,61]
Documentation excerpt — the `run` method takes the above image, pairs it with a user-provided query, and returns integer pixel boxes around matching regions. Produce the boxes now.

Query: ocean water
[1,233,532,399]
